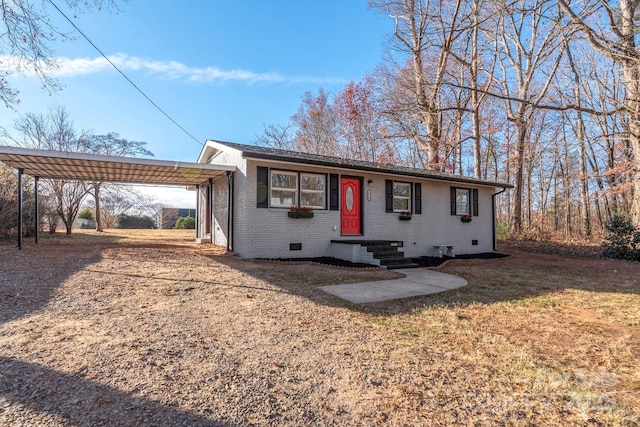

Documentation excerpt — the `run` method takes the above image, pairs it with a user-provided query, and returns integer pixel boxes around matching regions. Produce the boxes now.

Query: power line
[47,0,204,147]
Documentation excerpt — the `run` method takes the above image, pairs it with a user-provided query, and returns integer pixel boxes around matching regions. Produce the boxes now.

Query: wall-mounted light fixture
[367,179,373,185]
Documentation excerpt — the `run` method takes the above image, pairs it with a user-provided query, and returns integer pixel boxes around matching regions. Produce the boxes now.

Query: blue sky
[1,1,392,207]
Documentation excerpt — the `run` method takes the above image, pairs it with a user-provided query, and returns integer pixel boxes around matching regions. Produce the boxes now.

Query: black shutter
[329,174,339,210]
[256,166,269,208]
[385,180,393,212]
[414,183,422,214]
[450,187,457,215]
[472,188,479,216]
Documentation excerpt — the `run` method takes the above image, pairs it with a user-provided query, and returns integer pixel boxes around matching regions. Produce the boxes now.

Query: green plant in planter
[288,206,314,219]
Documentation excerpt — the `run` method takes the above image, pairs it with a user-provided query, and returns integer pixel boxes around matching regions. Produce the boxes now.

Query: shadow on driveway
[0,356,229,426]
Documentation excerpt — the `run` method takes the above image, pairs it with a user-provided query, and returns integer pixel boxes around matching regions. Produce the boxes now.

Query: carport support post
[207,178,214,242]
[34,176,39,244]
[17,168,23,249]
[195,185,200,238]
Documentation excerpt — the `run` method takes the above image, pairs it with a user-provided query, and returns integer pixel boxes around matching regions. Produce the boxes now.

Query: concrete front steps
[331,240,420,270]
[361,241,420,270]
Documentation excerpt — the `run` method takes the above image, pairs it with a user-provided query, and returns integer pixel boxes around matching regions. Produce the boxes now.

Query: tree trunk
[624,63,640,227]
[511,118,527,233]
[628,118,640,227]
[471,0,481,178]
[553,172,559,232]
[618,0,640,226]
[565,41,591,237]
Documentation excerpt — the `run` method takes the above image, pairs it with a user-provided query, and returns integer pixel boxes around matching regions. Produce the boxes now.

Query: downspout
[226,171,234,252]
[492,187,507,251]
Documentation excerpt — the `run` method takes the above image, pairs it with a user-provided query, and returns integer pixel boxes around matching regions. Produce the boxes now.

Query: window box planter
[288,211,314,219]
[460,215,472,223]
[288,206,314,219]
[399,211,413,221]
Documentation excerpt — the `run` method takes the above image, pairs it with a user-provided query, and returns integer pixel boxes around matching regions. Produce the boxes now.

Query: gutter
[492,187,507,251]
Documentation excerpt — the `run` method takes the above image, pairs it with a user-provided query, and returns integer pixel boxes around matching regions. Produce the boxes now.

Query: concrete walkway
[321,268,467,304]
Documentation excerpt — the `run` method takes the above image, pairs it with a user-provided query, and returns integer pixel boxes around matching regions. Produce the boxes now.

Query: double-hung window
[300,173,326,209]
[456,188,470,215]
[270,171,297,207]
[268,169,326,208]
[386,180,421,214]
[393,182,411,212]
[450,187,478,216]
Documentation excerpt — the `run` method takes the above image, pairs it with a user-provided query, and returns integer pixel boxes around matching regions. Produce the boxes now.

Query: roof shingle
[208,140,512,188]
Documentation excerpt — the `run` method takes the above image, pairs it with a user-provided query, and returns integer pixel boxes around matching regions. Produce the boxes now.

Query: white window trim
[300,172,326,209]
[269,170,327,209]
[270,170,298,208]
[393,181,412,213]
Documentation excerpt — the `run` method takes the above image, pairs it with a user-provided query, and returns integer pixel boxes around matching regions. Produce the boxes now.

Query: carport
[0,146,236,249]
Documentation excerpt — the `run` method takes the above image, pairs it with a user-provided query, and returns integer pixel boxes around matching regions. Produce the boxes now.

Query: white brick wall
[197,147,247,249]
[201,151,499,259]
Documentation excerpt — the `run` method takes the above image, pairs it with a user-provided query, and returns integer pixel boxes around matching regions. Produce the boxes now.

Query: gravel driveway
[1,234,420,426]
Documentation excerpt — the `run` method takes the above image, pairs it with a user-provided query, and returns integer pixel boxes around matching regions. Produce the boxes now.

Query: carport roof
[0,146,235,186]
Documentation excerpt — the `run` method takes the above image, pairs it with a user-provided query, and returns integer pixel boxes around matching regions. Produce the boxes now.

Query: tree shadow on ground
[0,356,230,426]
[0,238,116,325]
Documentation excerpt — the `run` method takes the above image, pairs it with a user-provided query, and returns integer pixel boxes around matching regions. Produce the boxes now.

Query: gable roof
[200,140,512,188]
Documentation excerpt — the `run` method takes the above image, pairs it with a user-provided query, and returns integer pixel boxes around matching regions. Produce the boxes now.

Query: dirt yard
[1,230,639,426]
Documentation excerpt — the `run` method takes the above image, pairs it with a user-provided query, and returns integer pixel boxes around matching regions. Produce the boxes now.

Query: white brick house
[195,140,511,266]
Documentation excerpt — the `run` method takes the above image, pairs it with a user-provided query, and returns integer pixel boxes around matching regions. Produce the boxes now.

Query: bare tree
[86,133,152,231]
[370,0,469,170]
[2,106,90,234]
[334,77,398,163]
[290,89,339,156]
[0,0,120,107]
[558,0,640,227]
[85,185,159,229]
[254,123,295,150]
[494,0,565,233]
[370,62,430,168]
[559,39,592,236]
[0,163,20,235]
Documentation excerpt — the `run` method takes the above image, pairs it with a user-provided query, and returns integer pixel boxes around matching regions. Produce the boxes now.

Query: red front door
[341,177,361,235]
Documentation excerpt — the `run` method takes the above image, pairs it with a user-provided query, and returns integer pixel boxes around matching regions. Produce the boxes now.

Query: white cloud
[1,53,347,85]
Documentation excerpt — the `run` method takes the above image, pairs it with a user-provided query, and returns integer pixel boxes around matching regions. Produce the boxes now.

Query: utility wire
[47,0,204,147]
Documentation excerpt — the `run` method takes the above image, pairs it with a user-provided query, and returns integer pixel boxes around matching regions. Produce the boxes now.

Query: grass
[3,230,639,424]
[355,252,640,423]
[41,228,196,242]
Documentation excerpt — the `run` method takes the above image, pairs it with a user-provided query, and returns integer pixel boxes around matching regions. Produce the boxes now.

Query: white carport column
[226,172,233,252]
[208,178,213,243]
